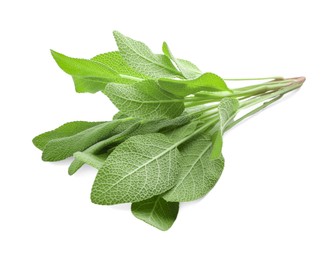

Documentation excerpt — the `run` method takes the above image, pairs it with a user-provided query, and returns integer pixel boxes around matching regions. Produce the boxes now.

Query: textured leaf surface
[218,98,239,130]
[52,50,142,93]
[33,121,105,150]
[113,31,181,78]
[162,42,201,79]
[42,120,122,161]
[68,122,141,175]
[103,80,184,120]
[51,50,117,78]
[163,134,224,202]
[164,122,198,141]
[210,98,239,159]
[91,133,181,205]
[158,73,230,97]
[91,51,147,79]
[132,195,179,231]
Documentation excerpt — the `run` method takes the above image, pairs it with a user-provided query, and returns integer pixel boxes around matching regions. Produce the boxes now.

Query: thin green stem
[239,81,302,109]
[225,95,283,132]
[223,76,283,81]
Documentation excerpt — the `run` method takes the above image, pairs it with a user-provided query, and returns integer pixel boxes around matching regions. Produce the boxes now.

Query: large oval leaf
[91,133,181,205]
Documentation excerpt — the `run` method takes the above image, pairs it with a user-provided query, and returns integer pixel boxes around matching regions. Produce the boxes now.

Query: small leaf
[91,133,181,205]
[163,134,224,202]
[162,42,201,79]
[103,80,184,120]
[113,31,181,78]
[33,121,105,150]
[158,72,231,97]
[132,195,179,231]
[42,120,123,161]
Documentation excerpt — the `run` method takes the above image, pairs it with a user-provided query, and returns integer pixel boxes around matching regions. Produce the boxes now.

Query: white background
[1,0,331,259]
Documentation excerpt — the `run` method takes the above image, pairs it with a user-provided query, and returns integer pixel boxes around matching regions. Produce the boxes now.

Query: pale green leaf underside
[210,97,239,159]
[162,42,201,79]
[158,72,230,97]
[91,133,181,205]
[163,134,224,202]
[132,195,179,231]
[113,31,181,78]
[32,121,105,151]
[210,130,223,160]
[103,80,184,120]
[218,97,239,131]
[42,120,121,161]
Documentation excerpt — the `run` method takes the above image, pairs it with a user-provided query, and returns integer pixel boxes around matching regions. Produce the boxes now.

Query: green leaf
[51,50,118,78]
[91,51,147,80]
[103,80,184,120]
[73,152,105,170]
[132,195,179,231]
[68,122,141,175]
[51,50,142,93]
[164,121,198,141]
[113,31,181,78]
[32,121,105,150]
[162,42,201,79]
[163,134,224,202]
[42,120,123,161]
[210,97,239,159]
[218,98,239,130]
[91,133,181,205]
[158,72,231,97]
[210,130,223,160]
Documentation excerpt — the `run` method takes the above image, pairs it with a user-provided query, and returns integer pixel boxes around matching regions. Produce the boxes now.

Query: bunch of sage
[33,31,305,230]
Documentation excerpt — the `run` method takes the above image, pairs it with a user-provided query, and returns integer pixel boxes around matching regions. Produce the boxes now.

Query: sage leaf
[103,80,184,120]
[91,51,147,80]
[210,97,239,159]
[158,72,231,97]
[113,31,181,78]
[42,120,123,161]
[163,134,224,202]
[91,133,181,205]
[33,121,105,150]
[68,122,141,175]
[52,50,142,93]
[164,121,198,141]
[162,42,201,79]
[131,195,179,231]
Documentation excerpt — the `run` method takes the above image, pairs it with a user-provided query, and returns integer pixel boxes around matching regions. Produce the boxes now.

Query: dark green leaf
[132,195,179,231]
